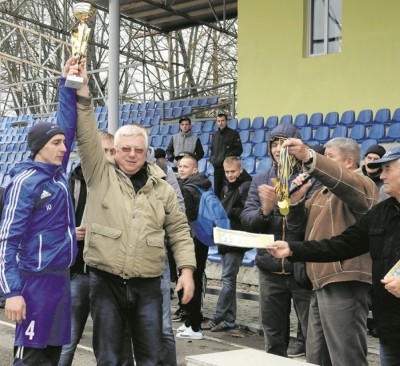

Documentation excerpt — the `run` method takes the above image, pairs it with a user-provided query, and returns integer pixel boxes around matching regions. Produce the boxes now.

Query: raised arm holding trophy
[65,2,96,89]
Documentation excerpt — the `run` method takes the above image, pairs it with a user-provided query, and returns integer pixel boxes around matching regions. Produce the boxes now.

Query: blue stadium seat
[181,106,192,117]
[142,117,152,127]
[206,161,214,175]
[191,121,202,133]
[253,142,268,158]
[373,108,391,124]
[242,157,256,175]
[331,125,347,139]
[386,122,400,142]
[361,139,378,156]
[293,113,308,128]
[151,135,164,147]
[189,99,200,108]
[323,111,339,127]
[348,124,366,142]
[162,135,172,148]
[130,110,139,120]
[355,109,373,126]
[256,157,272,173]
[198,98,209,108]
[151,116,161,125]
[299,126,313,141]
[202,145,209,158]
[391,108,400,123]
[367,124,385,142]
[164,108,174,119]
[208,96,219,105]
[150,125,159,136]
[265,116,278,131]
[340,110,355,126]
[242,248,257,266]
[146,109,155,119]
[238,118,251,131]
[199,133,210,145]
[207,245,221,263]
[160,124,170,135]
[228,118,238,129]
[313,126,330,144]
[202,120,214,133]
[155,101,164,109]
[169,123,180,135]
[198,158,207,173]
[280,115,293,124]
[251,130,266,144]
[173,107,183,118]
[239,130,250,143]
[251,116,264,130]
[180,100,190,108]
[241,143,252,158]
[308,112,323,129]
[171,100,181,108]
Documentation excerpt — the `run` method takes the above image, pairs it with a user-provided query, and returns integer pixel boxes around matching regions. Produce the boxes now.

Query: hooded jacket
[241,123,321,272]
[72,100,196,279]
[0,77,77,297]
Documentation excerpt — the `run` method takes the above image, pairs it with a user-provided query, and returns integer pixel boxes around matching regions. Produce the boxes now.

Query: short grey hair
[324,137,361,167]
[114,124,148,148]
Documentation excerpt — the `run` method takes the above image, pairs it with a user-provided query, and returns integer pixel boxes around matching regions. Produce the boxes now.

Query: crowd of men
[0,56,399,366]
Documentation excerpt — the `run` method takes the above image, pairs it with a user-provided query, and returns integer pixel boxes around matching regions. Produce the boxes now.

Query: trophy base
[65,75,83,89]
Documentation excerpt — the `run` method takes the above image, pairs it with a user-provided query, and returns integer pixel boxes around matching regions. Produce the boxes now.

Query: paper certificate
[213,227,275,249]
[384,259,400,279]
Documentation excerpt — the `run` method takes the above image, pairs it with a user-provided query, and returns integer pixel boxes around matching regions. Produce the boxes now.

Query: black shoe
[287,342,305,358]
[171,307,187,322]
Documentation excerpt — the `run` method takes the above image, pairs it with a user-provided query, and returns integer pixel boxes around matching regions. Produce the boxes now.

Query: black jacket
[69,165,87,274]
[289,197,400,344]
[210,127,243,167]
[178,172,212,222]
[219,169,252,254]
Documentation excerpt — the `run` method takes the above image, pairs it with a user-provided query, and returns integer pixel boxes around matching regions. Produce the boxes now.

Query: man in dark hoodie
[202,156,252,332]
[240,123,321,358]
[210,113,243,198]
[175,153,212,340]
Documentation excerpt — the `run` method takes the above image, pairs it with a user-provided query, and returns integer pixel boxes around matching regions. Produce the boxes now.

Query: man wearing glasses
[60,62,196,366]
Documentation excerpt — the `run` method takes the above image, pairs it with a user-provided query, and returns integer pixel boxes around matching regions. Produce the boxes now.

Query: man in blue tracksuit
[0,57,78,365]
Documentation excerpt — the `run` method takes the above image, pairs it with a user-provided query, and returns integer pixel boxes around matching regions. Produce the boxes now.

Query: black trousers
[14,345,62,366]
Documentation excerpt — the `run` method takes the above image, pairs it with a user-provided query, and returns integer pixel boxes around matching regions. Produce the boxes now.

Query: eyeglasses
[118,146,146,155]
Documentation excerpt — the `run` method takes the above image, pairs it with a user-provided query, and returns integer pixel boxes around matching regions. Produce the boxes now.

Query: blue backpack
[186,184,231,246]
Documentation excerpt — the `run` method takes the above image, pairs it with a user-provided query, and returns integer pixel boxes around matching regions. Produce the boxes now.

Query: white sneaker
[177,324,190,332]
[176,326,204,340]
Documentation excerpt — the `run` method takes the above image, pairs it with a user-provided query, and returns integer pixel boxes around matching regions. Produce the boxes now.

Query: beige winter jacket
[76,101,196,279]
[287,151,379,289]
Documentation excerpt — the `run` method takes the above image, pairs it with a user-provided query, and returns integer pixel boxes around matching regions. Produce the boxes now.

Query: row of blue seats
[233,108,400,132]
[94,96,219,115]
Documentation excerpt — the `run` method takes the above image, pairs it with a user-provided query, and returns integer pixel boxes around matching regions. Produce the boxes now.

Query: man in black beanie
[362,144,386,188]
[0,56,79,365]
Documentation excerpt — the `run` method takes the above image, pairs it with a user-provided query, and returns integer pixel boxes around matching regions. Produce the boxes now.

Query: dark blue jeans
[89,272,163,366]
[380,340,400,366]
[58,274,134,366]
[214,251,244,325]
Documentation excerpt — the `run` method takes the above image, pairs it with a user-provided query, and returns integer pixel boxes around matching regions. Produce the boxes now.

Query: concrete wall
[237,0,400,119]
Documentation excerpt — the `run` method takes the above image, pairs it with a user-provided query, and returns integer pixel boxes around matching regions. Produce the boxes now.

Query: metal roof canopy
[89,0,237,36]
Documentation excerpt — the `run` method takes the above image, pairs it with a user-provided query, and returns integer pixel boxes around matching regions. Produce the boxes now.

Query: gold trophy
[65,2,96,89]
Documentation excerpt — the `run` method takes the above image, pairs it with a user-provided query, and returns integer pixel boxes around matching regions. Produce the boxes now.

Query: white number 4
[25,321,35,340]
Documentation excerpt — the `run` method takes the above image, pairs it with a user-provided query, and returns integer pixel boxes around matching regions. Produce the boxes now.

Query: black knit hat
[154,148,166,159]
[365,144,386,158]
[28,122,65,157]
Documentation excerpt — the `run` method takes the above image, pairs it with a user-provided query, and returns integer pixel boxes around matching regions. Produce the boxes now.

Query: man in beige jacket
[278,137,378,366]
[65,60,196,366]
